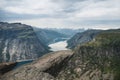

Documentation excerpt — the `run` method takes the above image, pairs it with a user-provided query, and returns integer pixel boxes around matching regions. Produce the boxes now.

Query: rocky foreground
[0,50,73,80]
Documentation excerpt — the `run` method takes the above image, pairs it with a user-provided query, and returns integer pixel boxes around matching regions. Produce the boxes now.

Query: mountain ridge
[0,22,49,62]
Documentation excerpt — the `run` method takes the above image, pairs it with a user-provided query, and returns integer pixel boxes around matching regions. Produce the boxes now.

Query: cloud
[0,0,120,29]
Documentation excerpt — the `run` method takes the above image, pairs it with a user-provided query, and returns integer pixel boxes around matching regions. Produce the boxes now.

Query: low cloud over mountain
[0,0,120,29]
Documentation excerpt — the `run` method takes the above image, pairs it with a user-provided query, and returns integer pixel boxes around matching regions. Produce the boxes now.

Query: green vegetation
[83,31,120,79]
[84,31,120,48]
[17,35,34,39]
[17,31,35,39]
[67,30,120,80]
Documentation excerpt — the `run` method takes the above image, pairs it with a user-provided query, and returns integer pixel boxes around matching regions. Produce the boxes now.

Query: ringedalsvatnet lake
[48,40,68,51]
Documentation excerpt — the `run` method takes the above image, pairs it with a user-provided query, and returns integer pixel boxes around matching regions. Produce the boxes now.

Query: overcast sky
[0,0,120,29]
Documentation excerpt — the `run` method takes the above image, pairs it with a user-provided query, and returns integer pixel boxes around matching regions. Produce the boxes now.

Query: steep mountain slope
[0,50,73,80]
[0,22,49,62]
[45,28,85,38]
[67,29,101,49]
[56,29,120,80]
[33,28,68,45]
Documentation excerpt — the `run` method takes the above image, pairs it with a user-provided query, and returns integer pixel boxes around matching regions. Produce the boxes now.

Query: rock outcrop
[0,50,73,80]
[0,22,49,62]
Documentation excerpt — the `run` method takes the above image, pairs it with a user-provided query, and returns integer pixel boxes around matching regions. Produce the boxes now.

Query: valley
[1,0,120,79]
[0,22,78,75]
[0,22,120,80]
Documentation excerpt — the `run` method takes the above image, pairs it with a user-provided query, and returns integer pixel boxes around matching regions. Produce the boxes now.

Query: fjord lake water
[48,40,68,51]
[14,60,33,69]
[14,40,68,69]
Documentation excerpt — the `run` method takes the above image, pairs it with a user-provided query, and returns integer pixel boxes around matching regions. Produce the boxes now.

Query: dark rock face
[0,62,17,76]
[67,30,101,49]
[0,22,49,62]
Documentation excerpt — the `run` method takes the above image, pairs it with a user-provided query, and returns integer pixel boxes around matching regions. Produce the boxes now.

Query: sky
[0,0,120,29]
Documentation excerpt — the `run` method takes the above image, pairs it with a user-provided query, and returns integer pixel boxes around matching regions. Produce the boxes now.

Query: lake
[14,40,68,69]
[48,40,68,51]
[14,60,33,69]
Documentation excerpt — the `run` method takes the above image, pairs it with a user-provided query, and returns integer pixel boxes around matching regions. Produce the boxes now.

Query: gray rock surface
[0,22,49,62]
[0,50,73,80]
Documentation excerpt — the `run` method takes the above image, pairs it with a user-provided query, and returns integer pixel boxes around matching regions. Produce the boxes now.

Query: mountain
[43,28,85,38]
[67,29,102,49]
[67,29,120,49]
[0,22,49,62]
[33,28,68,45]
[0,29,120,80]
[56,29,120,80]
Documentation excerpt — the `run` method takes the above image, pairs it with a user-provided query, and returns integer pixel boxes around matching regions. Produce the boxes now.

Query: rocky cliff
[56,29,120,80]
[0,22,49,62]
[0,50,73,80]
